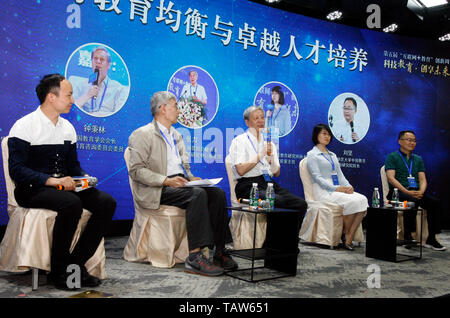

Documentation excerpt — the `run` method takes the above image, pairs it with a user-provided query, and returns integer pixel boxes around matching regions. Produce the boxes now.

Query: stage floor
[1,230,449,299]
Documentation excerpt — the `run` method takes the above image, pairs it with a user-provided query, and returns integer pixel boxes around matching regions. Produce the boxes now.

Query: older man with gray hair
[127,91,236,276]
[69,46,129,115]
[229,105,307,253]
[180,70,207,105]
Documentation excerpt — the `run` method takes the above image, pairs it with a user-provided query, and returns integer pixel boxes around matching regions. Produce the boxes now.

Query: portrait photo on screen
[328,92,370,145]
[65,43,130,118]
[167,65,219,129]
[253,81,299,138]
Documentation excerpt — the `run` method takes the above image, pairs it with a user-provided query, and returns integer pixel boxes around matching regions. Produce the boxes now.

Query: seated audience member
[127,91,237,276]
[306,124,367,251]
[385,130,446,251]
[229,105,307,247]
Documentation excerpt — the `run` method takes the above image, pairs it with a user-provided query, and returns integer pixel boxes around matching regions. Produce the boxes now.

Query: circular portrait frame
[253,81,299,138]
[328,92,370,145]
[65,42,131,118]
[167,65,219,129]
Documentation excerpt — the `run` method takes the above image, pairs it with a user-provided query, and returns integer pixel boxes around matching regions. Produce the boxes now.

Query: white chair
[298,158,364,248]
[0,137,106,290]
[225,155,266,250]
[380,165,428,244]
[122,147,189,268]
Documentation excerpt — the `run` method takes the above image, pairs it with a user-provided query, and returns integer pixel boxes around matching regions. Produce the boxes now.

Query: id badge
[261,168,271,182]
[331,172,339,186]
[407,176,418,189]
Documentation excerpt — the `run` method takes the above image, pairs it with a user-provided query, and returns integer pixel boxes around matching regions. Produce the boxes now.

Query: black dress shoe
[81,266,101,287]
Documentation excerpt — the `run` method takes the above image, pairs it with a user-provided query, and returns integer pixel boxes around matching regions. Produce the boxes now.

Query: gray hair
[243,105,264,121]
[150,91,176,116]
[91,46,112,63]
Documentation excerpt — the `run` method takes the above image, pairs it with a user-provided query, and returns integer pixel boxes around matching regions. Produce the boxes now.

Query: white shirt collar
[99,75,110,87]
[312,145,336,157]
[156,120,174,136]
[37,106,63,127]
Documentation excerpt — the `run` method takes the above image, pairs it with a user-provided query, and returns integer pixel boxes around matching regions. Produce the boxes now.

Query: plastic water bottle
[392,188,399,204]
[371,187,380,208]
[249,183,259,210]
[265,183,275,210]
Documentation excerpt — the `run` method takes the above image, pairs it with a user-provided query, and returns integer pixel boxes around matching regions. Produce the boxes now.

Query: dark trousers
[235,175,308,248]
[387,189,441,237]
[160,186,232,251]
[15,185,116,275]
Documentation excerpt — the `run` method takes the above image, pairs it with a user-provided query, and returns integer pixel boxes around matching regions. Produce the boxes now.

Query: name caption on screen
[179,302,269,315]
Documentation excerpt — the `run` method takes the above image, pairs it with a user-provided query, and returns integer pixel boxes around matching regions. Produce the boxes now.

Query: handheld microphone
[238,198,265,211]
[179,90,187,102]
[387,200,415,208]
[266,126,272,156]
[93,68,99,85]
[350,121,356,142]
[74,176,98,192]
[92,68,99,100]
[56,176,98,192]
[238,198,250,205]
[265,104,274,124]
[262,105,274,156]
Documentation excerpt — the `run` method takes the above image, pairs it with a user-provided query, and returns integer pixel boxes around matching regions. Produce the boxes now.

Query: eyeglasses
[343,107,355,111]
[400,138,417,143]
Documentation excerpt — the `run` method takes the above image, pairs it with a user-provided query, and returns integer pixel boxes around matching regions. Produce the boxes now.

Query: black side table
[365,206,423,262]
[226,206,301,282]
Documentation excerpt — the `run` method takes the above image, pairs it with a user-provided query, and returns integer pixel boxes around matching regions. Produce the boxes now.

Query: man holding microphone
[229,106,307,248]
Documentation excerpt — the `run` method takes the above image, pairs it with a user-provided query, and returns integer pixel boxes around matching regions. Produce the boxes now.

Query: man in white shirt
[229,106,307,253]
[180,70,207,105]
[69,46,129,115]
[127,91,236,277]
[332,97,361,144]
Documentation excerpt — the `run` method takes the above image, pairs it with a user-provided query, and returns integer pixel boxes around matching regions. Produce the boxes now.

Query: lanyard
[190,85,197,97]
[91,78,108,112]
[267,107,280,127]
[246,132,265,166]
[160,129,190,177]
[320,152,335,171]
[160,129,180,158]
[272,107,281,122]
[398,150,413,177]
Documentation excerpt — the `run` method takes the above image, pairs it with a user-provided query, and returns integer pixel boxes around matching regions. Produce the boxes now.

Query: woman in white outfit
[306,124,367,250]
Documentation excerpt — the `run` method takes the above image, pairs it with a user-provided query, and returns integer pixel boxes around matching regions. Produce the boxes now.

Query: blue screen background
[0,0,448,226]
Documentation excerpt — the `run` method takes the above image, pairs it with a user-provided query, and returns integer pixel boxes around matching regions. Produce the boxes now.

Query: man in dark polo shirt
[385,130,445,251]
